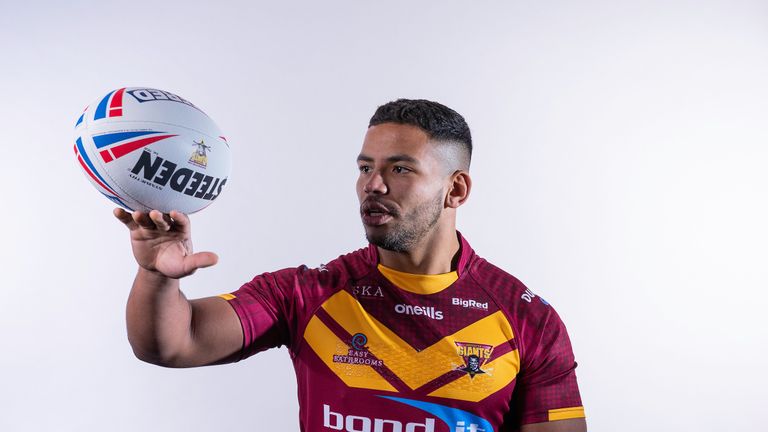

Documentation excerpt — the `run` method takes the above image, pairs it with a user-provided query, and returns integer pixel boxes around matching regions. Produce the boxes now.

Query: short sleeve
[219,267,302,361]
[510,305,585,426]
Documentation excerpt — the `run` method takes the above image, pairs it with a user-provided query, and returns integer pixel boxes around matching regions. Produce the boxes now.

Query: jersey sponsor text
[451,298,489,310]
[394,304,443,320]
[324,404,435,432]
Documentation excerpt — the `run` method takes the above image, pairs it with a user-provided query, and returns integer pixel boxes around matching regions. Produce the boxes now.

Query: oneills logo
[454,342,494,379]
[394,304,443,320]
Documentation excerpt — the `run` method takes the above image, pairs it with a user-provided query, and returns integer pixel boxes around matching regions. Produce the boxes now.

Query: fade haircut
[369,99,472,170]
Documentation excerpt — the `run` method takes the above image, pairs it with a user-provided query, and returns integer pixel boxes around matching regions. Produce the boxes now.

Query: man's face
[356,123,449,252]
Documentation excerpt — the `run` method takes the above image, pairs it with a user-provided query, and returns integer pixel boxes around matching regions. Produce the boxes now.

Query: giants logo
[454,342,494,379]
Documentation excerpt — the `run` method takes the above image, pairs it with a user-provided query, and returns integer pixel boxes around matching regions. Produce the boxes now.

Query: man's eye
[359,165,371,173]
[393,166,410,174]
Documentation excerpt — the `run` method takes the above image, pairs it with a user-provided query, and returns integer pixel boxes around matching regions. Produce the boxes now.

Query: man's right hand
[116,208,243,368]
[114,208,218,279]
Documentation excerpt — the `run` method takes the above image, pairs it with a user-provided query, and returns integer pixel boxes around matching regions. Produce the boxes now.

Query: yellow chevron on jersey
[303,290,520,402]
[303,315,397,392]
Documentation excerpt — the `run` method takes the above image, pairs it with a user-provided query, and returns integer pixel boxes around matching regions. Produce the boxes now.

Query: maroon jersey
[222,234,584,431]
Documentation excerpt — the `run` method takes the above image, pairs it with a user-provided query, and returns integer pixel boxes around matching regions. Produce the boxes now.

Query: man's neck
[377,226,460,275]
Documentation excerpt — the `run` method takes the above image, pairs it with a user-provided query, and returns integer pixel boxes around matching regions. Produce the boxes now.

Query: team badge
[189,139,211,168]
[454,342,494,379]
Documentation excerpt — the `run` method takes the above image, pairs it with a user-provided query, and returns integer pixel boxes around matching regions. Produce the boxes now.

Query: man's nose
[363,171,388,194]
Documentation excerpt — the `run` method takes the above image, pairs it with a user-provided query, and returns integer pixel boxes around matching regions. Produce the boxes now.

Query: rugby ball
[73,87,231,214]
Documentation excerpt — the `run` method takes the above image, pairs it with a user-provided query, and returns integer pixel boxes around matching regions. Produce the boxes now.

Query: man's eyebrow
[356,154,420,164]
[357,154,374,162]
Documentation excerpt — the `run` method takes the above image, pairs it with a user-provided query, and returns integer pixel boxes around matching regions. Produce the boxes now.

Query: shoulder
[468,257,576,369]
[467,257,561,334]
[468,258,550,310]
[295,244,376,286]
[249,245,375,301]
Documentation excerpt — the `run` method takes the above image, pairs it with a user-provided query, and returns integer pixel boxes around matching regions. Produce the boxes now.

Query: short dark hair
[369,99,472,168]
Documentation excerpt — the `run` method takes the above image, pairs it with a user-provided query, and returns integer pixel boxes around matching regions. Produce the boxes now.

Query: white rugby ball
[74,87,231,214]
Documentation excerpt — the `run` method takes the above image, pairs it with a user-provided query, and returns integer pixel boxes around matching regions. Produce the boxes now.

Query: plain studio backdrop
[1,1,766,431]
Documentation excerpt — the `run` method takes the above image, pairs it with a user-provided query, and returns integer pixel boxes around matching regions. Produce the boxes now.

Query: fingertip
[169,210,189,224]
[114,207,132,222]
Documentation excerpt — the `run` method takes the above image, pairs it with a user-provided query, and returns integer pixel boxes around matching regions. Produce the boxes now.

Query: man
[115,99,587,432]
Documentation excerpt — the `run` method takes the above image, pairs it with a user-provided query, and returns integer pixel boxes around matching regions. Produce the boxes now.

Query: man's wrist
[136,266,177,283]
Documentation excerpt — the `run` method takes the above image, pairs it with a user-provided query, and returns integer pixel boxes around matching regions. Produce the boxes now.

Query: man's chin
[364,228,411,253]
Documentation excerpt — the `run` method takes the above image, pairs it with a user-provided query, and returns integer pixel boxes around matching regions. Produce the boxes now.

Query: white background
[1,1,766,431]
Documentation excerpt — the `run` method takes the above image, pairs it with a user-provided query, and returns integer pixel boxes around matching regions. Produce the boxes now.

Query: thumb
[182,251,219,274]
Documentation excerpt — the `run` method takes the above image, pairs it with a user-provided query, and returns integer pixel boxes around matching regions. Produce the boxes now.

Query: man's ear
[446,170,472,208]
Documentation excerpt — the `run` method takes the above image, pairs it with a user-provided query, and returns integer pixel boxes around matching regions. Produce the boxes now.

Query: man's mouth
[361,201,396,226]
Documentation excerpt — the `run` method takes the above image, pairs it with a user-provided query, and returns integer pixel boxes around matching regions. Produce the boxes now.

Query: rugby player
[115,99,587,432]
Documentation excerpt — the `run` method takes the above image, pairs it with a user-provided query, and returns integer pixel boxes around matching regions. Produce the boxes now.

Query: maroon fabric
[225,234,584,431]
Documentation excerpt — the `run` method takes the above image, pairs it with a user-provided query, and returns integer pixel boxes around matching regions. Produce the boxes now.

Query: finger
[132,211,157,230]
[113,208,138,230]
[183,251,219,274]
[149,210,172,231]
[168,210,191,230]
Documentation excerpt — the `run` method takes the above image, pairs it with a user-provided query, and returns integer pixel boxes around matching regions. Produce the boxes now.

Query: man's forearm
[126,267,192,366]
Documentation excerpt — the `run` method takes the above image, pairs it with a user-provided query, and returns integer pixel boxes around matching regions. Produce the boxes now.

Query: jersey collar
[366,231,475,277]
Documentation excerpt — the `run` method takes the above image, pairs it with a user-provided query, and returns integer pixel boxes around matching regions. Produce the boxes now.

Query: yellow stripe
[218,293,236,301]
[378,264,458,294]
[321,290,516,391]
[548,406,586,421]
[303,315,398,392]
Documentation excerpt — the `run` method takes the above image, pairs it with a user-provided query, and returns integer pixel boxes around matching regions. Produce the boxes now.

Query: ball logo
[129,150,226,201]
[126,88,198,109]
[189,139,211,169]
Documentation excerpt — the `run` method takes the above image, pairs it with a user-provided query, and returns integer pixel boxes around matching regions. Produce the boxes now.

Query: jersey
[221,233,585,432]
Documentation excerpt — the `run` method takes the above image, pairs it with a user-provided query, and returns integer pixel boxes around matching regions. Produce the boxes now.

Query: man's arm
[117,209,243,368]
[521,418,587,432]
